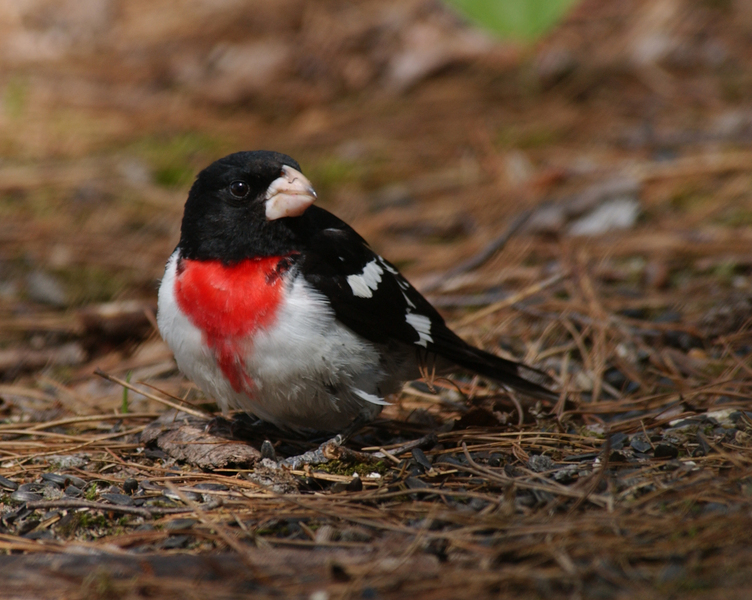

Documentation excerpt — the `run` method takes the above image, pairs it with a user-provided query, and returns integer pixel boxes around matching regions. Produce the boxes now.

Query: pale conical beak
[264,165,317,220]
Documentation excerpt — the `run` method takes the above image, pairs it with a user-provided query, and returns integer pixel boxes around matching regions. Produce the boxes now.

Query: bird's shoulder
[288,207,448,348]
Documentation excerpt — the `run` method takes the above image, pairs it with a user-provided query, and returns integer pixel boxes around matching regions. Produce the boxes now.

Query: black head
[178,151,317,263]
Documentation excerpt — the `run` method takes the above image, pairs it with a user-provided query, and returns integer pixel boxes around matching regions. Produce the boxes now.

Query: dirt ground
[1,0,752,598]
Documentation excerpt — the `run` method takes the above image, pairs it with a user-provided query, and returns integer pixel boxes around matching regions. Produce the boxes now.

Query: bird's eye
[229,180,249,198]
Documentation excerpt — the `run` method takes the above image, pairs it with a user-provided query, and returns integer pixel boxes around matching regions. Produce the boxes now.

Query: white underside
[157,251,414,431]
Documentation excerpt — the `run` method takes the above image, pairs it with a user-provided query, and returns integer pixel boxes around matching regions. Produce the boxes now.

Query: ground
[1,0,752,598]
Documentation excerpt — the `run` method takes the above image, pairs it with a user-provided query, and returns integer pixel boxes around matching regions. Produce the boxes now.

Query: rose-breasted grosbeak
[158,151,554,432]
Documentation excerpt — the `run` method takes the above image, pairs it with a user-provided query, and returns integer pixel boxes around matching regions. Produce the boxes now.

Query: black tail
[432,330,557,401]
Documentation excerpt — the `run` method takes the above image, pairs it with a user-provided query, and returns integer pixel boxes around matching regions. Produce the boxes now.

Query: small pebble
[47,455,88,469]
[553,465,579,483]
[467,498,489,512]
[26,271,68,306]
[528,455,555,473]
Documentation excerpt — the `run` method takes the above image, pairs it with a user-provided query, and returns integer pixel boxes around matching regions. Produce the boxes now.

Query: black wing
[289,206,442,347]
[288,207,555,399]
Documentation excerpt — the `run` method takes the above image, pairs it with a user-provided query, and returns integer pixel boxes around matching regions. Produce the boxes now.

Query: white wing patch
[347,259,384,298]
[378,257,410,291]
[378,258,399,275]
[405,312,433,347]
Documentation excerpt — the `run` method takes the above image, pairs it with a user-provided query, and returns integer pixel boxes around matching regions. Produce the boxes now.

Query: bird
[157,150,555,433]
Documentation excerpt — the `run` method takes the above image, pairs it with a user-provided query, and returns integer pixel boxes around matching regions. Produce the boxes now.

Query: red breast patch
[174,256,290,393]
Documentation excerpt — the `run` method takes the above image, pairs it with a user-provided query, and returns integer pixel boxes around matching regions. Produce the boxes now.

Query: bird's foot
[261,413,374,470]
[278,434,344,470]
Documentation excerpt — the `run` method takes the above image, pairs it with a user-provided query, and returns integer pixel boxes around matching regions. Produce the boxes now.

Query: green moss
[79,512,108,529]
[85,483,98,501]
[315,459,389,477]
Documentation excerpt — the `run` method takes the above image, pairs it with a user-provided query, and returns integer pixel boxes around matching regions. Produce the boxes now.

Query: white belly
[157,251,406,430]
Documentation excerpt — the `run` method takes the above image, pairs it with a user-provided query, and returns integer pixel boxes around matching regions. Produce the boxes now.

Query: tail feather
[432,332,557,401]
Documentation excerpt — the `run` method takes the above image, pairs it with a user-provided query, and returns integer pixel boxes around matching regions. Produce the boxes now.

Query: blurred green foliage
[307,156,363,192]
[444,0,580,41]
[129,132,227,189]
[3,76,28,119]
